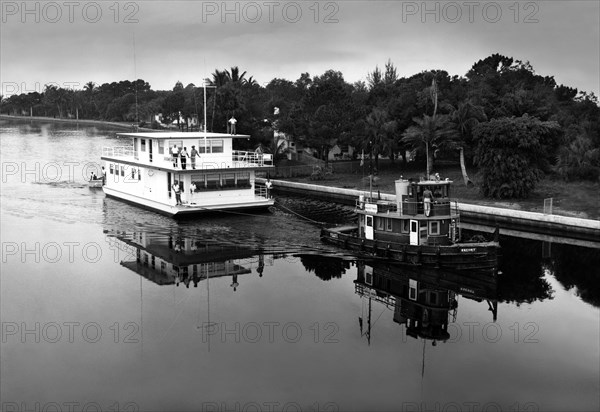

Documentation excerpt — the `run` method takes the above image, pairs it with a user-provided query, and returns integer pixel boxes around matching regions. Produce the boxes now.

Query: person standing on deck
[172,180,182,205]
[171,145,180,168]
[190,145,200,169]
[181,147,189,170]
[265,178,273,199]
[423,186,433,216]
[229,116,237,135]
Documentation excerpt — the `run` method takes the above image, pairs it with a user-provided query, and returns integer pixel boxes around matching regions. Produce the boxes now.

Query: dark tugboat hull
[320,226,500,275]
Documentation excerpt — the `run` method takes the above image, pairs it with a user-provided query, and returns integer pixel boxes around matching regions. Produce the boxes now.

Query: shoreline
[0,114,142,130]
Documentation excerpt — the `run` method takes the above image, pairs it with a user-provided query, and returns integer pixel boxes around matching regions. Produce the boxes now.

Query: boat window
[409,285,417,301]
[211,140,224,153]
[222,173,235,188]
[109,164,114,174]
[138,168,141,181]
[206,174,220,189]
[198,140,208,154]
[191,174,205,191]
[236,172,250,187]
[411,221,417,232]
[429,221,440,235]
[401,220,409,233]
[120,165,125,177]
[192,175,206,192]
[429,292,438,305]
[131,168,136,179]
[386,218,393,231]
[366,216,373,227]
[141,139,146,152]
[377,217,385,230]
[158,140,164,155]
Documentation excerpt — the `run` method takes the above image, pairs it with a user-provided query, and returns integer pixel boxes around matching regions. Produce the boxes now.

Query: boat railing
[232,151,273,167]
[254,183,271,199]
[357,197,460,218]
[400,199,458,217]
[354,283,396,309]
[103,146,135,158]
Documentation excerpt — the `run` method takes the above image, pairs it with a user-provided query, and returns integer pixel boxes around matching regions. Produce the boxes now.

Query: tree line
[2,53,599,198]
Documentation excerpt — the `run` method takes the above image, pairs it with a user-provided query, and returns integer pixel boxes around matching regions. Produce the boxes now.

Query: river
[1,119,599,412]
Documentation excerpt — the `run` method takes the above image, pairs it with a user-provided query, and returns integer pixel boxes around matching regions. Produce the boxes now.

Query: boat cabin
[356,178,460,246]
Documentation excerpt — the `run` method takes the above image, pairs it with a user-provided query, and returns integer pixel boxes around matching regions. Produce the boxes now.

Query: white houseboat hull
[103,186,274,216]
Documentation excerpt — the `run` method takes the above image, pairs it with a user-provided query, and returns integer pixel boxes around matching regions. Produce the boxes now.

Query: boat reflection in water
[354,260,498,345]
[105,230,273,289]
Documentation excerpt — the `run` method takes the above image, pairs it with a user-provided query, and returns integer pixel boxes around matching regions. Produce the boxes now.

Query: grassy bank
[282,162,599,220]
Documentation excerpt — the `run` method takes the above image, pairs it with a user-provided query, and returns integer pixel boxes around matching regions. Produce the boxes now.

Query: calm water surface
[1,119,599,412]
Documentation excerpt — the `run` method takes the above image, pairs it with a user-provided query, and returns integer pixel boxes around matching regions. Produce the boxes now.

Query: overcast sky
[1,1,599,96]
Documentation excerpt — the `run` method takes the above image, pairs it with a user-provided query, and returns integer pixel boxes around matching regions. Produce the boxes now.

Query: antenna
[201,60,216,160]
[132,32,139,130]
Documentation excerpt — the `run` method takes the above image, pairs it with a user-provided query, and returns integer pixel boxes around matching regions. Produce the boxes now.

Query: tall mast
[203,78,207,154]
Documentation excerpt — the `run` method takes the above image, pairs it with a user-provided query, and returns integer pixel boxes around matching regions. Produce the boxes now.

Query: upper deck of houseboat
[101,132,274,172]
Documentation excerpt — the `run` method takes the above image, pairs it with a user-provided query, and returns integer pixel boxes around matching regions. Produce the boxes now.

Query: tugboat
[320,176,500,274]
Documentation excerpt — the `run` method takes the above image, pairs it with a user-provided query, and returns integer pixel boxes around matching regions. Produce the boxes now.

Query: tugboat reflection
[354,260,498,345]
[105,230,272,289]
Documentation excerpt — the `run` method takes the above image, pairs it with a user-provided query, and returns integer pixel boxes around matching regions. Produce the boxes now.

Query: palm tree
[227,66,247,83]
[449,101,487,185]
[244,76,258,87]
[208,69,229,87]
[401,114,457,177]
[83,81,99,117]
[401,76,459,177]
[365,108,396,173]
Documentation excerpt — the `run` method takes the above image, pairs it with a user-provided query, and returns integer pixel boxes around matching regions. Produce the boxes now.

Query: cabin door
[167,172,172,199]
[149,139,153,162]
[365,215,374,240]
[409,219,419,245]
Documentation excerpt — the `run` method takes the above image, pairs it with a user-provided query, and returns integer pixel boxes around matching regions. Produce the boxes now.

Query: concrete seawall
[258,178,600,243]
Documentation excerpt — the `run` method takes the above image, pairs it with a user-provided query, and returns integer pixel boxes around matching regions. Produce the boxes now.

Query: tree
[278,70,353,162]
[402,114,456,176]
[449,101,487,185]
[554,123,600,181]
[473,115,561,198]
[364,107,396,172]
[401,77,458,176]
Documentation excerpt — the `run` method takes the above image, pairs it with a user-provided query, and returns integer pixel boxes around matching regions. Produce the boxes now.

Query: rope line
[272,201,326,226]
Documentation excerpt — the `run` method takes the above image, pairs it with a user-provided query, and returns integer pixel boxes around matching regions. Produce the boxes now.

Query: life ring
[147,170,154,176]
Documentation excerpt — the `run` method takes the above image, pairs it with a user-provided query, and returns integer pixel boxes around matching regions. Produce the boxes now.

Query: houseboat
[101,131,275,216]
[320,177,500,274]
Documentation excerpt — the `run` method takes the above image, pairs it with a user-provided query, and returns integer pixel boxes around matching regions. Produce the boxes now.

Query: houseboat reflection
[106,230,272,289]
